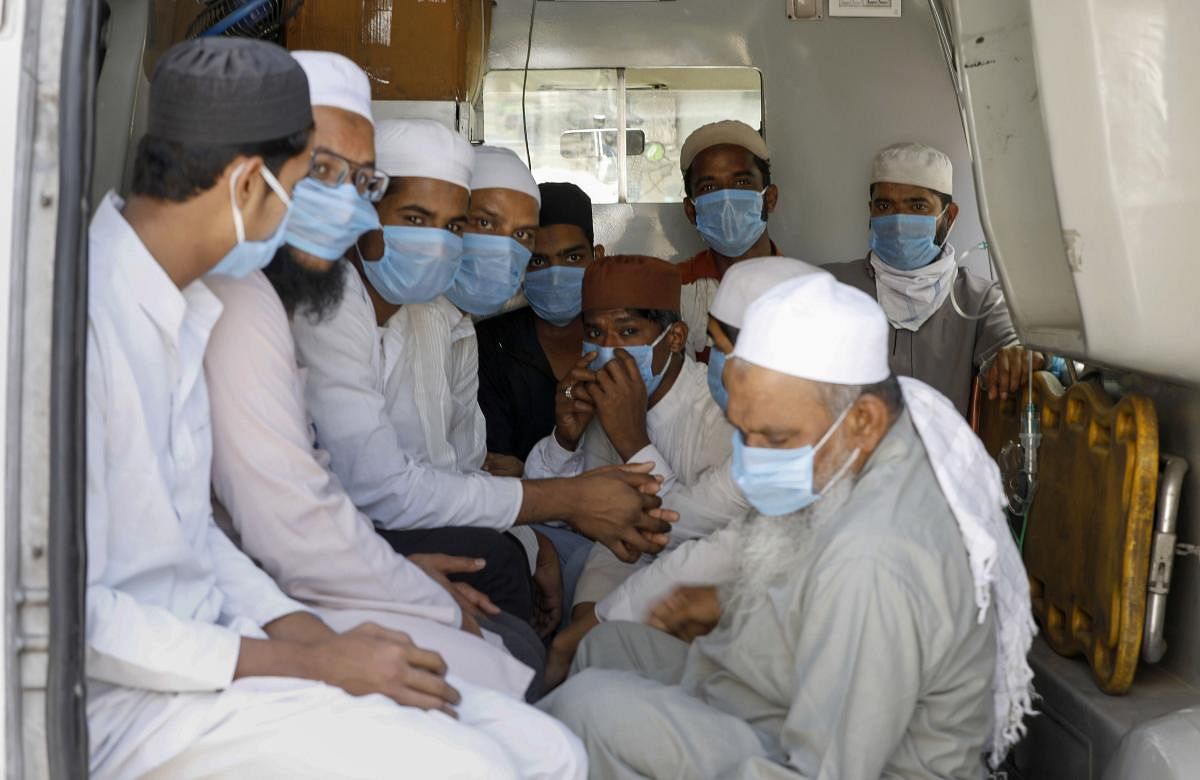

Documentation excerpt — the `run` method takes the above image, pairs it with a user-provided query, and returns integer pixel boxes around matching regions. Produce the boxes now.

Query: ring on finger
[564,383,575,400]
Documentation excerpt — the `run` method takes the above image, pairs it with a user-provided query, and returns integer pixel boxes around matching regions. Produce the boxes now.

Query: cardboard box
[285,0,492,102]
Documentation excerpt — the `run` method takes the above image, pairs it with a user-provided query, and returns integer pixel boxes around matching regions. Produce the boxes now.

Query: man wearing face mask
[477,182,604,463]
[542,258,821,681]
[676,120,781,361]
[587,257,828,629]
[86,39,589,780]
[476,182,606,617]
[825,142,1040,417]
[542,273,1036,780]
[289,121,673,656]
[206,59,543,702]
[522,257,731,672]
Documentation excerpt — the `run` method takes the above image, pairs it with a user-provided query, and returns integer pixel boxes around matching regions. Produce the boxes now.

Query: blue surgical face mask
[360,226,463,305]
[707,347,729,412]
[446,233,530,316]
[209,163,292,279]
[524,265,585,327]
[692,188,768,258]
[869,212,950,271]
[285,179,381,261]
[730,403,857,516]
[583,326,673,398]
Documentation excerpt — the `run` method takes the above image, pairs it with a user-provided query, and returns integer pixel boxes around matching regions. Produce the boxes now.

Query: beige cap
[679,120,770,173]
[871,142,953,197]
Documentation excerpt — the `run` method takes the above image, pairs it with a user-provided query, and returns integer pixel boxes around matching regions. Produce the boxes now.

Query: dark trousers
[377,526,534,620]
[376,526,544,700]
[479,612,546,702]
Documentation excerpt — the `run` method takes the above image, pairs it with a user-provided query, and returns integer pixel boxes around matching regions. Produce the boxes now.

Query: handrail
[1142,455,1190,664]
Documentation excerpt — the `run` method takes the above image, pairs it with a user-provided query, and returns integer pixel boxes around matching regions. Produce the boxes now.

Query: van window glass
[481,67,763,205]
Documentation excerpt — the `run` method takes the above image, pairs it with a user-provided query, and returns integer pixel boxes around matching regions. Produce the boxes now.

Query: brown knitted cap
[581,255,681,313]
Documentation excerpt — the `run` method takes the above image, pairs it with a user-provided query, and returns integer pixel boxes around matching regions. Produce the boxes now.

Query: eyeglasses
[306,147,390,202]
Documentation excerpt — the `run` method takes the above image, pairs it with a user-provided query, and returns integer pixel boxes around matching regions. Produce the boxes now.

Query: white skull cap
[734,272,891,385]
[291,50,373,124]
[470,146,541,206]
[710,257,829,330]
[374,119,474,189]
[871,142,953,197]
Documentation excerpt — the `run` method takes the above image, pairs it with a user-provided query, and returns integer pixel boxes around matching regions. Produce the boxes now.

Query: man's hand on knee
[309,623,462,717]
[409,554,499,636]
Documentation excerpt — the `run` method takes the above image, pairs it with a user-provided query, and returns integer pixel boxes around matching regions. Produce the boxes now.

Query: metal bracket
[1176,543,1200,560]
[786,0,822,20]
[1148,532,1178,594]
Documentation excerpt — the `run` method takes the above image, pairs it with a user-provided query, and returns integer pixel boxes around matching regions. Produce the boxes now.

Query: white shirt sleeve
[596,525,742,623]
[292,273,521,532]
[205,273,460,624]
[626,442,678,495]
[205,523,309,629]
[662,454,753,545]
[523,430,586,479]
[86,337,241,692]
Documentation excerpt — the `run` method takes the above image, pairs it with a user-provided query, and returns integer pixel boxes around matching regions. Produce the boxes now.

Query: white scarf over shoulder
[900,376,1037,766]
[736,274,1036,765]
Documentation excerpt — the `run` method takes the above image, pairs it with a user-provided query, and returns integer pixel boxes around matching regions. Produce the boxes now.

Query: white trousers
[316,606,535,700]
[89,675,586,780]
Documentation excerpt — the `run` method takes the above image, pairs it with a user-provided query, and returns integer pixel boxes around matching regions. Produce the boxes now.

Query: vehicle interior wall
[948,0,1200,695]
[86,2,1200,770]
[486,0,994,276]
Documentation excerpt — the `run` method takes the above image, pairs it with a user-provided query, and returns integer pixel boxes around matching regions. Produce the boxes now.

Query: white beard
[734,469,857,602]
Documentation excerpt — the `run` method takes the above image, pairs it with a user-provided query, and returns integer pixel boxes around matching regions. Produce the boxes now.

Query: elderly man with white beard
[541,272,1036,779]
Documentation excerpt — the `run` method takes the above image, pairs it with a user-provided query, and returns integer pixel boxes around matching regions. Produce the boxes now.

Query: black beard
[262,245,347,323]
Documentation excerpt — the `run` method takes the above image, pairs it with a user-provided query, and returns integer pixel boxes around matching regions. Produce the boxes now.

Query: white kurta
[86,194,306,701]
[680,278,720,360]
[525,358,734,604]
[292,267,538,567]
[290,266,522,531]
[86,194,582,780]
[596,524,742,624]
[205,270,533,697]
[380,293,488,473]
[545,413,996,779]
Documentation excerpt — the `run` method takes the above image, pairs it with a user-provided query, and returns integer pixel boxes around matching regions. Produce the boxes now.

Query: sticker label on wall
[829,0,901,17]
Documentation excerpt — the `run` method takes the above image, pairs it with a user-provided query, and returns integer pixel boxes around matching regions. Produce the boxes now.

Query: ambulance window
[481,67,763,205]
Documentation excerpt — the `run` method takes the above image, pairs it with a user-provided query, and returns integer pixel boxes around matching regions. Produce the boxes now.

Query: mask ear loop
[812,398,856,454]
[812,398,862,496]
[647,324,677,387]
[817,446,861,496]
[259,165,292,207]
[229,162,247,244]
